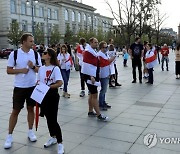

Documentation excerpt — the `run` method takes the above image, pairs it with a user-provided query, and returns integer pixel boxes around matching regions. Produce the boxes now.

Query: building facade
[0,0,113,49]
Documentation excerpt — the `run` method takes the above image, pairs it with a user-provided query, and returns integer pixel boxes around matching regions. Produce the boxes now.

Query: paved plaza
[0,51,180,154]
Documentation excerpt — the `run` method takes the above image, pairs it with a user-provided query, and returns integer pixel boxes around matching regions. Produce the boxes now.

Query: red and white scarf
[81,45,98,77]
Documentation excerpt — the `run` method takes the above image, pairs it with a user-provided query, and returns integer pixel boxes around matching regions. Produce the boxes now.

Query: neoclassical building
[0,0,113,49]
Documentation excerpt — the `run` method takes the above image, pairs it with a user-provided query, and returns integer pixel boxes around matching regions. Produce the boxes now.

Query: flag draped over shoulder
[145,50,158,69]
[98,51,111,78]
[81,45,98,77]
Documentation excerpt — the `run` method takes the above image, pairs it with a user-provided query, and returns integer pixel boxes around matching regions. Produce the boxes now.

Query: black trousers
[175,61,180,75]
[132,59,142,81]
[79,65,85,90]
[148,68,153,84]
[41,89,62,143]
[123,59,127,66]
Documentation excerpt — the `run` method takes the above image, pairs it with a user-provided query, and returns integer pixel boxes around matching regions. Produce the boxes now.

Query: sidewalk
[0,51,180,154]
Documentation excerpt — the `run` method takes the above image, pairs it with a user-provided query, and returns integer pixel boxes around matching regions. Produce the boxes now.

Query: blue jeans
[99,77,109,107]
[61,69,70,92]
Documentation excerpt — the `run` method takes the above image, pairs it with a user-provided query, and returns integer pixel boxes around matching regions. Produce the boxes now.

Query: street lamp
[26,0,38,37]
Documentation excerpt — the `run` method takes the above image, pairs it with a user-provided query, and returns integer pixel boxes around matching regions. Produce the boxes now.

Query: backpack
[14,50,39,66]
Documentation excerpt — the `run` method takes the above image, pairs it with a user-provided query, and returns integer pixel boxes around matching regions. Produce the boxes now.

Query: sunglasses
[43,52,48,55]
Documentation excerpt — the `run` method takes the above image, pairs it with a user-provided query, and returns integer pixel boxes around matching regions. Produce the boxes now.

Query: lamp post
[26,0,38,37]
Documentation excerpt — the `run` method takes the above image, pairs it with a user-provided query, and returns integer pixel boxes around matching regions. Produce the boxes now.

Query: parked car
[0,48,13,59]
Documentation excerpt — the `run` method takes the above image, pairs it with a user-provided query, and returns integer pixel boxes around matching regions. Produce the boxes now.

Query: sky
[78,0,180,32]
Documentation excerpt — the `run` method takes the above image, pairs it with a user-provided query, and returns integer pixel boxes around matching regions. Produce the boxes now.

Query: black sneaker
[115,83,122,86]
[139,80,142,84]
[88,112,97,117]
[105,103,111,109]
[99,106,108,111]
[97,114,109,122]
[79,91,85,97]
[132,80,136,83]
[109,84,115,88]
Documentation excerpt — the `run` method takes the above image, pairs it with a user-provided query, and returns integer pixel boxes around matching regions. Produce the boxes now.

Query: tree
[105,0,161,45]
[7,20,23,49]
[49,25,61,45]
[64,24,74,44]
[34,23,45,45]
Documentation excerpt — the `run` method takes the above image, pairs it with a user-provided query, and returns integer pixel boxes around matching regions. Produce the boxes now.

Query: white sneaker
[4,134,13,149]
[28,130,37,142]
[44,137,57,148]
[58,143,64,154]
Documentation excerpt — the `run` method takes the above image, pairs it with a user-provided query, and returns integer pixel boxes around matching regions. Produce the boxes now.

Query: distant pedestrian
[108,43,122,87]
[129,37,144,83]
[122,45,128,67]
[161,44,169,71]
[145,43,157,84]
[76,38,89,97]
[57,44,73,98]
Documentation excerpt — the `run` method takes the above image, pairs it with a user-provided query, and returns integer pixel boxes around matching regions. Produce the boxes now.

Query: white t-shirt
[38,65,62,86]
[57,53,71,70]
[7,48,42,88]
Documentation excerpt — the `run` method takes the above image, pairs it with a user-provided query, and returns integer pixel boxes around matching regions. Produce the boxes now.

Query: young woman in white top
[57,44,73,98]
[38,48,64,154]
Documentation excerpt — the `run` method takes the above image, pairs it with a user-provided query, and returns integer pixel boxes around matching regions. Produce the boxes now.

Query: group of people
[3,32,180,154]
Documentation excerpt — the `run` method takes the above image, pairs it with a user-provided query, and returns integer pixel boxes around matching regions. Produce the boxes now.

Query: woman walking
[38,48,64,154]
[57,44,73,98]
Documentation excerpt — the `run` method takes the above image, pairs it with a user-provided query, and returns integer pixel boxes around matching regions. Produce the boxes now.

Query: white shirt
[7,48,42,88]
[57,53,71,70]
[38,65,62,86]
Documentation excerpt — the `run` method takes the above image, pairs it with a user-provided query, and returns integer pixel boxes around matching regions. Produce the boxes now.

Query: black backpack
[14,50,39,66]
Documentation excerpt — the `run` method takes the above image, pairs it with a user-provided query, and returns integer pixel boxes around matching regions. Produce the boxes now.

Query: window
[54,10,58,20]
[94,16,97,26]
[72,11,75,22]
[21,2,26,15]
[84,14,86,21]
[33,5,36,16]
[22,20,28,31]
[48,8,51,19]
[78,12,81,23]
[39,7,44,17]
[11,0,16,13]
[65,9,69,21]
[88,15,91,24]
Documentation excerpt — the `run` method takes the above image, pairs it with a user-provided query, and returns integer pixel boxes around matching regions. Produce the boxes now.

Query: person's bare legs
[88,95,93,112]
[8,109,21,134]
[91,93,100,116]
[27,106,34,129]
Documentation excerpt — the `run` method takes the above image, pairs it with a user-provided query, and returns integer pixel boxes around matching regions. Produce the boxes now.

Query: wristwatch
[31,66,36,70]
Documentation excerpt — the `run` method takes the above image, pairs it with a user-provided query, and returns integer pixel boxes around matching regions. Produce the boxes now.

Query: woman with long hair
[57,44,73,98]
[38,48,64,154]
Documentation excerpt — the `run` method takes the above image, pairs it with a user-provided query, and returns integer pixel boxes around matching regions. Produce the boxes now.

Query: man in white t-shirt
[4,33,42,149]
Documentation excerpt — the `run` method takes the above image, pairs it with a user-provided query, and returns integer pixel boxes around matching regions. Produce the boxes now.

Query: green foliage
[7,20,23,48]
[64,24,74,44]
[49,25,61,45]
[34,23,45,45]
